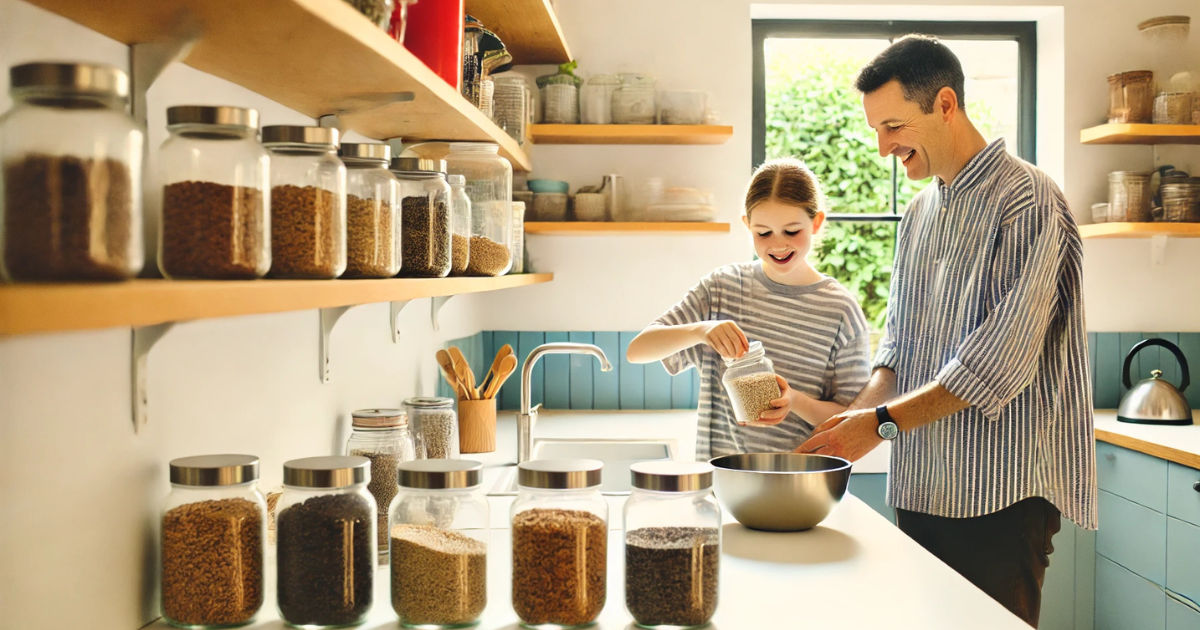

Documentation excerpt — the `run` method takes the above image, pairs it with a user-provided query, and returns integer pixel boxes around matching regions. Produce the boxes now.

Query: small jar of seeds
[391,157,452,277]
[263,125,347,278]
[161,454,266,628]
[448,174,472,275]
[444,142,513,277]
[389,459,489,628]
[340,143,400,278]
[405,396,460,459]
[721,339,783,426]
[511,459,607,629]
[623,461,721,629]
[345,408,417,561]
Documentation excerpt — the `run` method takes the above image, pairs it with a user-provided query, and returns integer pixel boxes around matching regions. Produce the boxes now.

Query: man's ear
[937,86,959,121]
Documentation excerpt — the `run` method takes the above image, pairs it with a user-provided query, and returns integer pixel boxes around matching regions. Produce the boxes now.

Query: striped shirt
[656,261,871,459]
[876,139,1097,529]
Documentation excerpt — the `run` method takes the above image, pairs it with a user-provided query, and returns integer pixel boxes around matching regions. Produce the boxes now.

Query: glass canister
[389,459,490,628]
[277,456,376,628]
[1108,171,1154,222]
[1107,71,1155,124]
[511,201,526,274]
[340,142,400,278]
[263,125,347,279]
[341,0,393,30]
[448,174,472,275]
[538,63,581,125]
[1,62,143,282]
[159,105,270,279]
[613,73,657,125]
[721,340,783,426]
[445,142,513,277]
[391,157,452,277]
[345,408,417,557]
[493,74,529,144]
[162,455,266,628]
[405,396,460,459]
[624,461,721,629]
[580,74,619,124]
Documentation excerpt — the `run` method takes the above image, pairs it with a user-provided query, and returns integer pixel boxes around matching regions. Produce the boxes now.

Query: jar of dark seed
[0,62,144,281]
[404,396,460,459]
[623,461,721,629]
[263,125,347,279]
[162,454,266,628]
[159,105,270,279]
[277,456,376,628]
[721,339,783,426]
[389,459,489,628]
[444,142,513,277]
[448,174,472,276]
[340,143,400,278]
[345,408,416,560]
[391,157,452,277]
[511,459,607,628]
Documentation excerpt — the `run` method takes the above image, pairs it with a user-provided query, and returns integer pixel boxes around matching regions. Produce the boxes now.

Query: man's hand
[701,320,749,360]
[795,407,884,462]
[747,375,791,426]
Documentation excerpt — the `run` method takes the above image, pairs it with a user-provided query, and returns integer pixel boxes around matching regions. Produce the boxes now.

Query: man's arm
[845,367,899,411]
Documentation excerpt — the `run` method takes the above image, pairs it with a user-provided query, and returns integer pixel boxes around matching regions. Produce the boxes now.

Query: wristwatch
[876,405,899,440]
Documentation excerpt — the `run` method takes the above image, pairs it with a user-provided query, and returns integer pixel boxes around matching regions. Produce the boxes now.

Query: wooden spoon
[435,349,466,399]
[446,346,477,399]
[485,354,518,399]
[479,344,514,398]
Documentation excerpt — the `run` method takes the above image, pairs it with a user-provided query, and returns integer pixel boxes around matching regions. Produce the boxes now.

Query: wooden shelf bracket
[389,299,411,343]
[319,305,355,384]
[129,17,199,125]
[131,322,175,433]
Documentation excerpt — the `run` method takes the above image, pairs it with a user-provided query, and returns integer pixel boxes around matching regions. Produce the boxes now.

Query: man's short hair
[855,35,966,114]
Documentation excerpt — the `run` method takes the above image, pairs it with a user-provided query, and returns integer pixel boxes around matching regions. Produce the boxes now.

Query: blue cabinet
[1168,599,1200,630]
[1096,490,1167,586]
[1168,463,1200,527]
[1096,555,1166,630]
[1096,441,1169,511]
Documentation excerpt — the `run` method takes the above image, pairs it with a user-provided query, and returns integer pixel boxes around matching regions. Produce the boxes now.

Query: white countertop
[1094,410,1200,469]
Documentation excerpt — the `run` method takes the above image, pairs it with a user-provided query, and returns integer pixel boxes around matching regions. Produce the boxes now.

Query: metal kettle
[1117,338,1194,425]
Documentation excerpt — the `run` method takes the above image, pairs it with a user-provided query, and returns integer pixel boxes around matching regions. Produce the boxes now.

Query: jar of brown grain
[264,125,347,279]
[340,143,400,278]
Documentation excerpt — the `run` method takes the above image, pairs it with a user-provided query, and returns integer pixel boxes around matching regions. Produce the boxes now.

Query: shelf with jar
[1078,223,1200,240]
[1080,123,1200,145]
[529,124,734,145]
[463,0,570,65]
[524,222,731,236]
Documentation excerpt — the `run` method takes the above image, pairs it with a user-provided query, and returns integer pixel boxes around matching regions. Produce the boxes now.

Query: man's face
[863,80,951,182]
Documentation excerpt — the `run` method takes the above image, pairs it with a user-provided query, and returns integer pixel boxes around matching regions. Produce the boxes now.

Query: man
[797,35,1096,628]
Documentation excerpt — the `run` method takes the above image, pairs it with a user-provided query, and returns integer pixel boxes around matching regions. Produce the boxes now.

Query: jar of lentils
[340,142,400,278]
[263,125,346,279]
[391,157,451,277]
[405,396,460,459]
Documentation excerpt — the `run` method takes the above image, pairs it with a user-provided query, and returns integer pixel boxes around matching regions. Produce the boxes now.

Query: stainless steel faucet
[517,342,613,463]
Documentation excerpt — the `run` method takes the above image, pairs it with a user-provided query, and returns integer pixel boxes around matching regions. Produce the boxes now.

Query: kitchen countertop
[1095,410,1200,468]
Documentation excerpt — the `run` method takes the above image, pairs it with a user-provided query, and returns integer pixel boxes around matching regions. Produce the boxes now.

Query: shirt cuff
[872,345,899,372]
[936,358,1003,420]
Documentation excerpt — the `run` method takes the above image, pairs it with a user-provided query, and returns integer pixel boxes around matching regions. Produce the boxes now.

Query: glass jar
[511,201,526,274]
[1,62,144,282]
[345,408,417,557]
[391,157,452,277]
[277,456,376,628]
[613,73,657,125]
[581,74,619,124]
[340,143,400,278]
[721,340,782,426]
[405,396,460,459]
[263,125,347,279]
[1107,70,1155,124]
[342,0,393,30]
[1108,171,1154,222]
[623,461,721,629]
[493,74,529,144]
[448,174,472,275]
[445,143,513,277]
[511,459,607,629]
[660,90,707,125]
[162,455,266,628]
[389,459,490,628]
[159,105,270,279]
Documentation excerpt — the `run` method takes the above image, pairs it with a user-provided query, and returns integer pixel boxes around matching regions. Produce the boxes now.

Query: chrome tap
[517,342,613,463]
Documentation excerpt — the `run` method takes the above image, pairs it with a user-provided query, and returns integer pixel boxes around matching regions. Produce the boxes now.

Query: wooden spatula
[435,349,465,398]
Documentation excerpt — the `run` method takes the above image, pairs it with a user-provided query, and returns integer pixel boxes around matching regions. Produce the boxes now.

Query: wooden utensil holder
[458,398,497,453]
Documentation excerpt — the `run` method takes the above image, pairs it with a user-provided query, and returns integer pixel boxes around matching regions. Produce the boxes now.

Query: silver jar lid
[404,396,454,409]
[339,142,391,163]
[283,456,370,488]
[170,454,259,486]
[262,125,339,148]
[518,459,603,490]
[167,105,259,130]
[631,461,713,492]
[398,459,483,489]
[10,62,129,98]
[390,157,446,174]
[351,408,406,429]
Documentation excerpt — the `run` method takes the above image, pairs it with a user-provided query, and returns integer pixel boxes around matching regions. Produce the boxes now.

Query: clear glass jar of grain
[276,456,376,628]
[623,461,721,629]
[345,408,416,561]
[511,459,607,629]
[1,62,144,281]
[159,105,270,279]
[339,142,400,278]
[444,142,513,277]
[391,157,452,277]
[263,125,347,278]
[404,396,460,459]
[448,173,472,275]
[162,455,266,628]
[389,459,489,628]
[721,340,783,426]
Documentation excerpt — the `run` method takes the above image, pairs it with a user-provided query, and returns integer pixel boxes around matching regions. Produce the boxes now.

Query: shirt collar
[938,138,1007,194]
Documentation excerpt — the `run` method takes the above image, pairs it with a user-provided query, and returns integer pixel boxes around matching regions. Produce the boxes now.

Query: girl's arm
[754,376,848,427]
[626,321,749,364]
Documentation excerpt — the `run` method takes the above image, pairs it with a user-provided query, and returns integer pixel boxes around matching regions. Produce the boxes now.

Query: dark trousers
[896,497,1062,628]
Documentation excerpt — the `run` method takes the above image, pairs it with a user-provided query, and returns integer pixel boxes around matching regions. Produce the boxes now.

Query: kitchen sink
[488,438,677,495]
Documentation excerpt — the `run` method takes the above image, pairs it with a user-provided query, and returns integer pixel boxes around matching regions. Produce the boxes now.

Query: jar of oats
[721,340,782,426]
[339,143,400,278]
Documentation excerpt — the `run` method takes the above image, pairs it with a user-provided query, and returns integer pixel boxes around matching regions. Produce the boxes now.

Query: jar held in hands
[721,340,783,426]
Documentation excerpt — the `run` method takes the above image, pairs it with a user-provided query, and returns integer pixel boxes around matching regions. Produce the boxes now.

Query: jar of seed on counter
[340,142,400,278]
[276,456,375,628]
[405,396,460,459]
[721,340,782,426]
[263,125,346,279]
[159,105,270,279]
[389,459,489,628]
[511,459,607,628]
[391,157,451,277]
[162,455,266,628]
[345,408,417,559]
[448,174,472,275]
[1,62,144,282]
[623,461,721,629]
[444,142,513,277]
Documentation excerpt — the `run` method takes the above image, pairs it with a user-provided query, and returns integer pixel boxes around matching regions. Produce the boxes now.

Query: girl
[626,158,871,459]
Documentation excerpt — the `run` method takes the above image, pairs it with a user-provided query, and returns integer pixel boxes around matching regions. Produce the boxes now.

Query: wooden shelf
[0,274,553,336]
[524,222,730,236]
[26,0,532,171]
[530,125,734,145]
[1080,124,1200,145]
[464,0,570,65]
[1079,223,1200,239]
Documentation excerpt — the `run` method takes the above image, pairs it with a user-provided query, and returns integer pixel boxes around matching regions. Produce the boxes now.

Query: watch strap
[876,405,895,426]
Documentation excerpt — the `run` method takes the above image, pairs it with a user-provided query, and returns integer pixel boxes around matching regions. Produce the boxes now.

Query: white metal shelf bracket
[431,296,454,332]
[390,300,412,343]
[319,306,355,383]
[1152,234,1169,266]
[317,92,417,135]
[132,322,175,433]
[129,17,200,125]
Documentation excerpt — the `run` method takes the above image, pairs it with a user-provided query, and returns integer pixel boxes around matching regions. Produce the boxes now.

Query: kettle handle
[1123,338,1191,392]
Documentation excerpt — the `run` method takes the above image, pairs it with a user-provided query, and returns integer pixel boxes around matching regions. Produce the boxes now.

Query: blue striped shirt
[876,139,1097,529]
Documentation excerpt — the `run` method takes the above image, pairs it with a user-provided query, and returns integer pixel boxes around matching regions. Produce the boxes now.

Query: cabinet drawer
[1098,490,1167,585]
[1168,517,1200,605]
[1097,441,1169,511]
[1168,599,1200,630]
[1169,463,1200,527]
[1097,555,1166,630]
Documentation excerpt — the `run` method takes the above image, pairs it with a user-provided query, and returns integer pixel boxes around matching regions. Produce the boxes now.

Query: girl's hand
[752,375,792,426]
[701,321,749,360]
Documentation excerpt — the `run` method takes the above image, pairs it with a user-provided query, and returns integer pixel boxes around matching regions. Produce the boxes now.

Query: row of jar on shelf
[0,62,523,283]
[1095,167,1200,223]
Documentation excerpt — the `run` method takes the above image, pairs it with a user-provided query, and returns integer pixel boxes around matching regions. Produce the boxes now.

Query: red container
[403,0,464,91]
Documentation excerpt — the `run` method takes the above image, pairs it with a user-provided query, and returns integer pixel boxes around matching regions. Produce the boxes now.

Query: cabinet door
[1097,490,1167,586]
[1168,463,1200,527]
[1097,442,1169,511]
[1168,517,1200,605]
[1168,599,1200,630]
[1096,555,1166,630]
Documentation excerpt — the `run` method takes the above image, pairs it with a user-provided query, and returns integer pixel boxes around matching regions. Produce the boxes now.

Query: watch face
[878,422,899,440]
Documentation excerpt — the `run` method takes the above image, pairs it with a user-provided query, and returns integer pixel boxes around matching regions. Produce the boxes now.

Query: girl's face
[743,199,824,277]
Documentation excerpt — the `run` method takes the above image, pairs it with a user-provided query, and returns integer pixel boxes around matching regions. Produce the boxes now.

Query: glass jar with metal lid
[345,408,416,557]
[1,62,144,281]
[391,157,452,277]
[159,105,270,279]
[448,173,472,275]
[511,459,607,629]
[623,461,721,629]
[263,125,347,279]
[388,459,489,628]
[162,454,266,628]
[340,143,400,278]
[276,456,376,628]
[404,396,459,459]
[444,142,513,277]
[721,340,783,426]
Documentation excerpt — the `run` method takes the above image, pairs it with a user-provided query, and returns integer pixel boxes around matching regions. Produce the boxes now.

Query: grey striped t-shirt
[656,262,871,459]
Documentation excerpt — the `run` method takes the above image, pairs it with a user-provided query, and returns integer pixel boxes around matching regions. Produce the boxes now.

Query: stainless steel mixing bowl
[710,453,852,531]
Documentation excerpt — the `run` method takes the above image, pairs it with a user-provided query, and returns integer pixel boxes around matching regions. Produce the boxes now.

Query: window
[752,20,1036,330]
